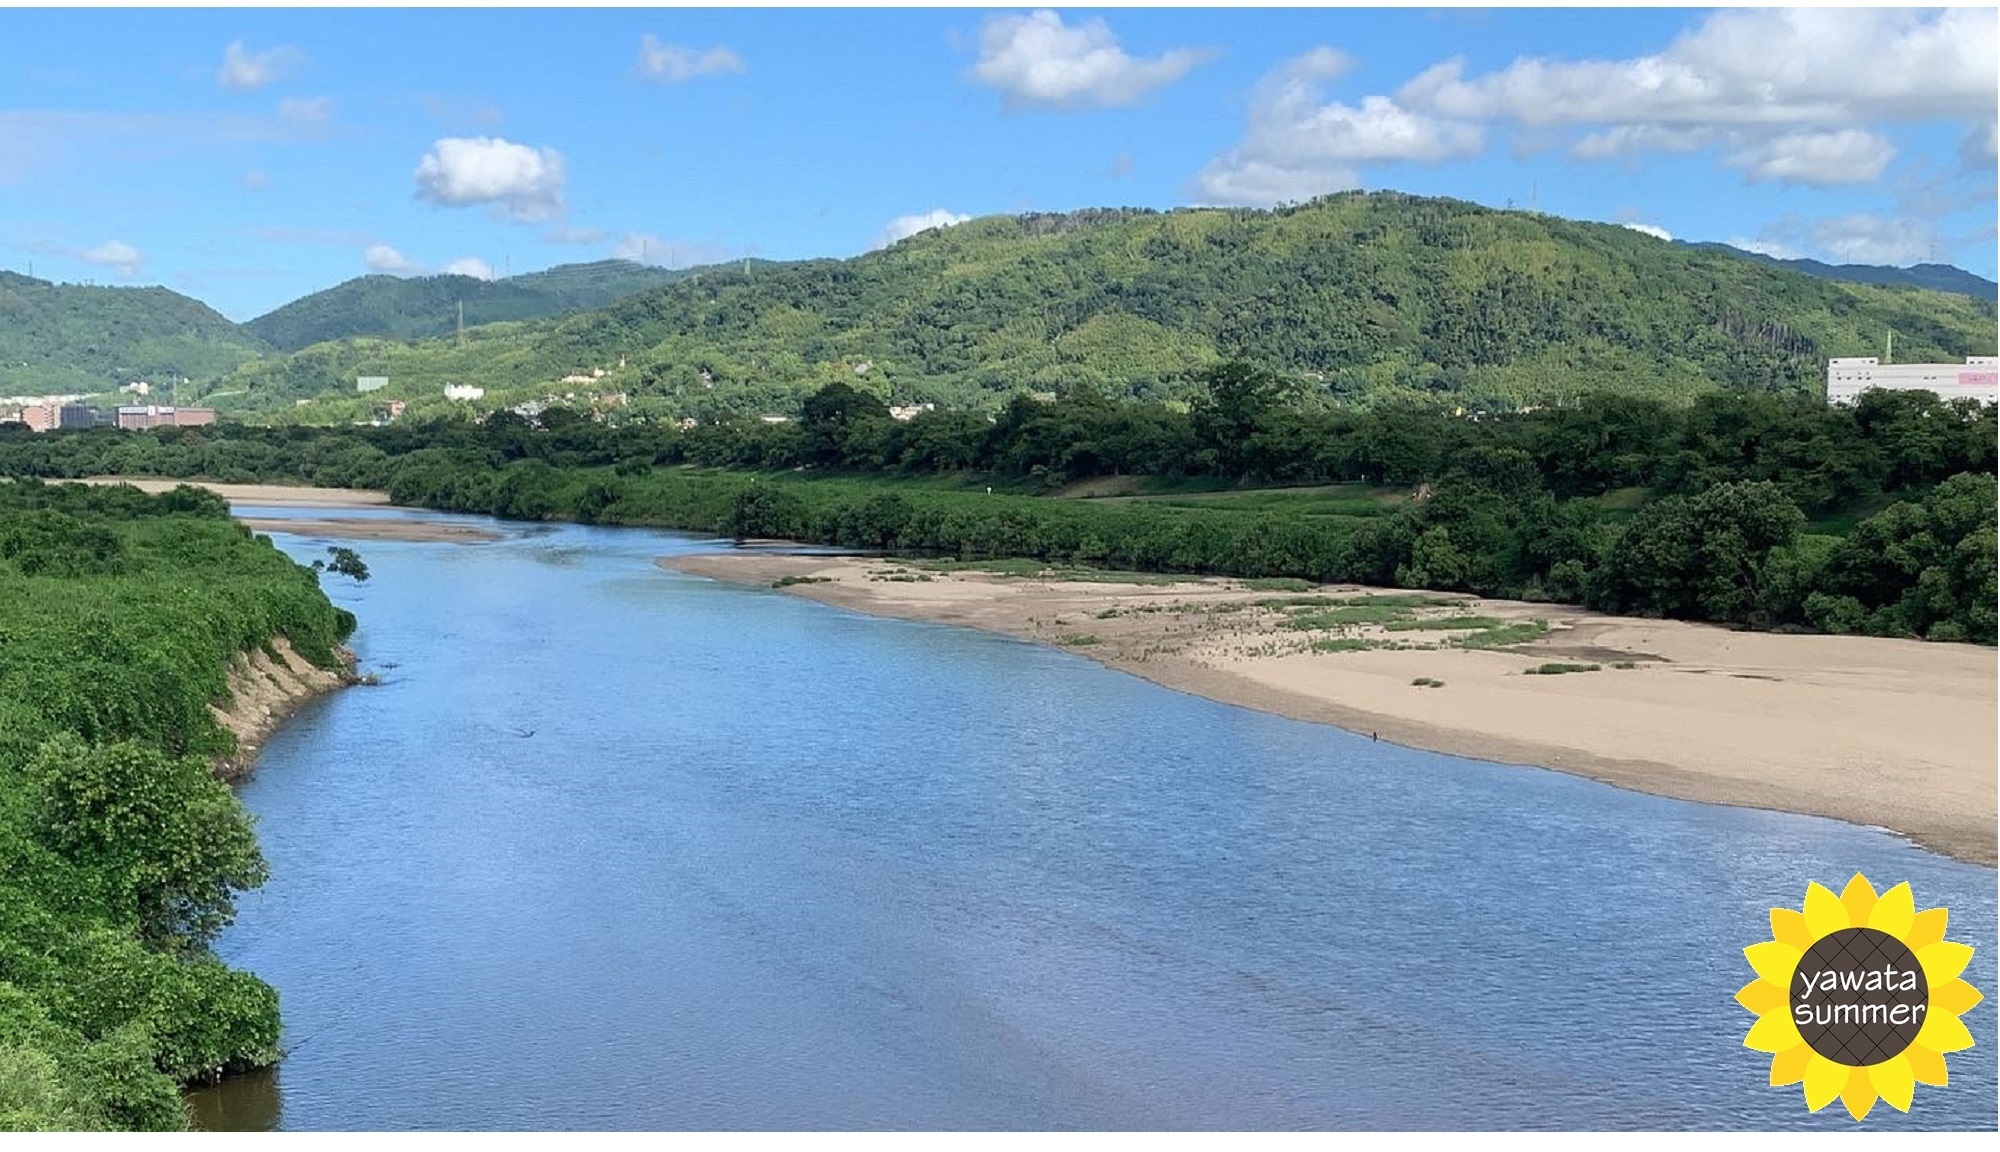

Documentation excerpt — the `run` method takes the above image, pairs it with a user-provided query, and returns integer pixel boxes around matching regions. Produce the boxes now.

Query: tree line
[1,364,1993,643]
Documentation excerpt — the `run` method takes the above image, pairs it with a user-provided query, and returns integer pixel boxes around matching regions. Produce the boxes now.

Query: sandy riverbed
[79,478,496,541]
[80,477,392,507]
[238,517,501,543]
[661,552,1998,866]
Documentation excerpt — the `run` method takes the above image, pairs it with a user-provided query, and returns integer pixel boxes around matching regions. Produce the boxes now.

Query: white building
[1827,357,1999,405]
[356,376,388,394]
[444,384,485,401]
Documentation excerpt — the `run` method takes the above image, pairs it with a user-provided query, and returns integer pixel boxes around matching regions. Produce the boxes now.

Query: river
[190,508,1996,1130]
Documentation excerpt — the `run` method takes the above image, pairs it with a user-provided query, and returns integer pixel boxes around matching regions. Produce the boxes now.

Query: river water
[190,509,1996,1130]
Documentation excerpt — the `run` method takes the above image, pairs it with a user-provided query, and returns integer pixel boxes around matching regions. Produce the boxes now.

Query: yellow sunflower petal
[1934,978,1984,1017]
[1770,1044,1813,1086]
[1746,940,1803,988]
[1869,1055,1916,1113]
[1737,978,1787,1016]
[1906,1044,1949,1086]
[1915,1008,1975,1053]
[1868,882,1914,939]
[1770,907,1814,950]
[1906,907,1948,951]
[1841,1068,1877,1122]
[1804,1053,1848,1111]
[1746,1007,1805,1052]
[1917,940,1974,987]
[1840,874,1879,925]
[1804,882,1849,938]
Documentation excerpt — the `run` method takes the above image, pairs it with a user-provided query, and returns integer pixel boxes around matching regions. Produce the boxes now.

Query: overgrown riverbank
[0,479,357,1130]
[2,371,1993,643]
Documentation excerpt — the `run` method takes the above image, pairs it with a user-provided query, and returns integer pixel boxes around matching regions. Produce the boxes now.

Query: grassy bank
[0,479,356,1130]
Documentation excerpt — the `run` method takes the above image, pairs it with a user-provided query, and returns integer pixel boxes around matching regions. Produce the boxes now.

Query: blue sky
[2,7,1994,320]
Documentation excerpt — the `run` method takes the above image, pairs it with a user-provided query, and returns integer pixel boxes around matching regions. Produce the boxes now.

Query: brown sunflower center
[1789,927,1929,1067]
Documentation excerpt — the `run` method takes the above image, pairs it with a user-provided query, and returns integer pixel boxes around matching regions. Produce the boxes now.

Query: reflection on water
[190,514,1996,1130]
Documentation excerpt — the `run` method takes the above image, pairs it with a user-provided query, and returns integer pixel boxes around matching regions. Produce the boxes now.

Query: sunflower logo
[1739,874,1981,1120]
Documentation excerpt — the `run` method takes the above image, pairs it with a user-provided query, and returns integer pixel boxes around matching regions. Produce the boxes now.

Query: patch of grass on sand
[1287,606,1403,629]
[1525,661,1600,675]
[1411,676,1446,688]
[772,574,831,588]
[910,557,1183,585]
[1059,633,1102,646]
[1454,619,1550,649]
[1383,615,1504,632]
[1309,636,1385,653]
[1241,577,1315,592]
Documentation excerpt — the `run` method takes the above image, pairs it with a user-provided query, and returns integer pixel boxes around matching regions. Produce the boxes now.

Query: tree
[310,546,369,582]
[1588,481,1805,622]
[28,736,269,947]
[799,382,888,465]
[1191,361,1290,477]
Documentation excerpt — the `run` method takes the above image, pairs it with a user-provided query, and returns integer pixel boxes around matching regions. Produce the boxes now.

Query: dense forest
[6,367,1992,643]
[0,480,355,1130]
[0,273,269,395]
[204,194,1998,419]
[244,259,697,352]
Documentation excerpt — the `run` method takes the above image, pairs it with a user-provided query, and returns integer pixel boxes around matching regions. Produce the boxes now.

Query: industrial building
[1826,356,1999,405]
[113,405,216,430]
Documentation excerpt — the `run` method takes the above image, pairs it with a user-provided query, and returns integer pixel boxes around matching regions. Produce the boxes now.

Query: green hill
[0,272,269,395]
[215,193,1999,416]
[243,259,694,351]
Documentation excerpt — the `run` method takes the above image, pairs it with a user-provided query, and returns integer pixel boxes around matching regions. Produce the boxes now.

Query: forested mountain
[242,259,694,351]
[0,272,269,395]
[1685,243,1999,300]
[215,193,1998,417]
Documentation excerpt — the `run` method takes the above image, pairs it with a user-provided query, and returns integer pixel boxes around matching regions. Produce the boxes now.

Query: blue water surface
[190,511,1997,1131]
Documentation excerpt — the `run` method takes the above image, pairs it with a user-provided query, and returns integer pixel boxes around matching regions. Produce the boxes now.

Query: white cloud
[242,169,269,190]
[1726,236,1801,261]
[441,256,497,281]
[1195,49,1483,207]
[218,40,305,92]
[874,209,973,250]
[1808,214,1939,265]
[1402,9,1996,130]
[363,244,418,275]
[78,240,143,277]
[636,35,746,83]
[277,96,333,128]
[413,136,566,223]
[971,10,1208,111]
[1569,124,1712,161]
[1724,129,1895,187]
[1621,222,1672,242]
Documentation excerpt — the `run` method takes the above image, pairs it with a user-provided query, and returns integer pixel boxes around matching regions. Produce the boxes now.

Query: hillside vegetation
[0,273,268,395]
[209,193,1998,417]
[243,259,694,352]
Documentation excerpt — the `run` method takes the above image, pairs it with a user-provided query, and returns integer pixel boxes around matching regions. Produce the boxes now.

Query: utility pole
[1885,329,1894,364]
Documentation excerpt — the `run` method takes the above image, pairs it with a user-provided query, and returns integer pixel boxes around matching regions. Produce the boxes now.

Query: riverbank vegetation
[0,480,355,1130]
[3,361,1990,643]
